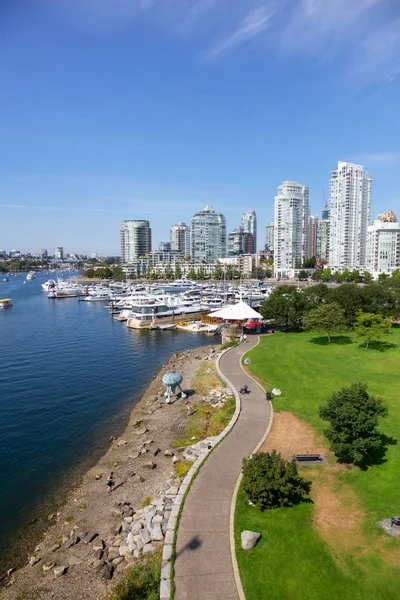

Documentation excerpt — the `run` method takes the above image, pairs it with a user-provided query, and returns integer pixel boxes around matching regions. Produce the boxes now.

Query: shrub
[242,451,309,510]
[104,549,161,600]
[174,460,193,479]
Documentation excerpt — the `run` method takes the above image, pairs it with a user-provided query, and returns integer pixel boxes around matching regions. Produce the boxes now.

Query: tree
[242,451,309,510]
[363,271,372,284]
[298,270,309,281]
[321,267,332,282]
[164,263,173,279]
[303,283,329,309]
[212,262,223,280]
[354,312,392,349]
[350,269,361,283]
[318,383,388,464]
[260,285,307,330]
[175,263,182,279]
[265,268,273,279]
[303,302,345,343]
[187,268,196,280]
[378,273,388,282]
[327,284,364,326]
[197,265,205,280]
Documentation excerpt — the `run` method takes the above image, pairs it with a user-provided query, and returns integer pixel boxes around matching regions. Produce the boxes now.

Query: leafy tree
[226,264,234,280]
[303,302,345,343]
[363,271,372,284]
[260,285,307,329]
[354,312,392,349]
[175,263,182,279]
[350,269,361,283]
[242,451,310,510]
[303,283,329,309]
[84,268,95,278]
[197,265,205,280]
[327,284,364,326]
[391,269,400,280]
[298,270,309,281]
[164,263,173,279]
[321,267,332,282]
[112,266,125,282]
[311,270,322,281]
[379,273,389,282]
[359,283,399,318]
[318,383,388,464]
[212,262,223,280]
[187,268,196,280]
[302,256,317,268]
[265,268,273,279]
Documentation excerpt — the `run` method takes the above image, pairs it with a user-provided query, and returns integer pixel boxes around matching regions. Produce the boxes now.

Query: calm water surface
[0,273,212,569]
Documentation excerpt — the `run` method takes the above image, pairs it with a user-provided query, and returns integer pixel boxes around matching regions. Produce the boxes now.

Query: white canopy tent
[208,300,262,321]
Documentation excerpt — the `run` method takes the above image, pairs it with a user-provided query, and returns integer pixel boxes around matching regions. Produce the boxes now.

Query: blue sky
[1,0,400,255]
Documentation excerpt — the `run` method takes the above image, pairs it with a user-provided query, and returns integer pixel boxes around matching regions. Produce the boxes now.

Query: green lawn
[234,329,400,600]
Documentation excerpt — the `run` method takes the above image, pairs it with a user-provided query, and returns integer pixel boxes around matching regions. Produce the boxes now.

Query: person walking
[106,472,115,493]
[243,333,247,342]
[187,403,192,416]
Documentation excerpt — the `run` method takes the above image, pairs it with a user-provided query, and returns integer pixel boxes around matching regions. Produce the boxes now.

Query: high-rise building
[40,248,48,258]
[159,241,171,252]
[274,181,310,277]
[170,222,191,258]
[308,215,319,258]
[227,227,254,256]
[366,212,400,277]
[265,222,274,251]
[191,205,226,262]
[120,220,151,264]
[316,206,330,262]
[329,161,372,270]
[241,210,257,253]
[55,247,63,260]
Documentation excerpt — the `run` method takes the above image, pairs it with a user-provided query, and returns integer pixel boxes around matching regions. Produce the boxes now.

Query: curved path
[174,336,271,600]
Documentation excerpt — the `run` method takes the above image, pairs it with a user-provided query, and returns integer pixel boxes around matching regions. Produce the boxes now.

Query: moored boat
[0,298,13,309]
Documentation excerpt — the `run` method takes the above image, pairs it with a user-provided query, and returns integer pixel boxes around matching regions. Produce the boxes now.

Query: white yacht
[42,279,57,291]
[26,271,35,281]
[126,301,181,329]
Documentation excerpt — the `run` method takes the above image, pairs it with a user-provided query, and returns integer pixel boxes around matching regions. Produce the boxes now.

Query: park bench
[294,454,323,463]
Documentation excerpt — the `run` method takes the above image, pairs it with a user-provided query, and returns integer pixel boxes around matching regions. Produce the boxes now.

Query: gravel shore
[1,344,220,600]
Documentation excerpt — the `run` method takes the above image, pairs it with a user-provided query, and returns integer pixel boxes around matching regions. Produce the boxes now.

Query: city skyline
[1,2,399,254]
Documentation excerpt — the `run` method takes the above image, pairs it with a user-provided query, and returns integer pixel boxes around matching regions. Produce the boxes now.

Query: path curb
[159,345,242,600]
[229,335,274,600]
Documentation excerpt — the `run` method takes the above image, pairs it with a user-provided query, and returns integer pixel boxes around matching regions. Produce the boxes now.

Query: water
[0,273,213,570]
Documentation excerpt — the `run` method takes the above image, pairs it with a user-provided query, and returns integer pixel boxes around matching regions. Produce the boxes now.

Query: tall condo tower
[120,220,151,263]
[366,211,400,277]
[265,222,274,251]
[241,210,257,253]
[274,181,310,277]
[191,204,226,262]
[329,161,372,270]
[170,223,191,258]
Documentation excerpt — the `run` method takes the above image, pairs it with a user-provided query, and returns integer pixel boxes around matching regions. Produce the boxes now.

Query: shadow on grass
[336,434,397,471]
[309,335,353,346]
[358,341,398,352]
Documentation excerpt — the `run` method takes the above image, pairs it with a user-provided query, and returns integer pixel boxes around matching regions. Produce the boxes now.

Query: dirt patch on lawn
[260,411,367,556]
[311,477,366,553]
[260,411,327,458]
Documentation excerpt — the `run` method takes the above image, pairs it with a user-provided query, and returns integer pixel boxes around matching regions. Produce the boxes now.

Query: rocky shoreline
[1,344,231,600]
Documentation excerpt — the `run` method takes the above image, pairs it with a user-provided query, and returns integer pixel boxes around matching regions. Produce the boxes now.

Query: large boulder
[241,530,261,551]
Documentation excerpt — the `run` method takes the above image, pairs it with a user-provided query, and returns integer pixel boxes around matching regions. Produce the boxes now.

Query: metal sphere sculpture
[162,370,187,404]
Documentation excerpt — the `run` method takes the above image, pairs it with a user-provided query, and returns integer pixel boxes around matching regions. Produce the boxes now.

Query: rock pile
[205,387,232,407]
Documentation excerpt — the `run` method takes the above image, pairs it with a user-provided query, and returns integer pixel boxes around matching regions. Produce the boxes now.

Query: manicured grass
[235,329,400,600]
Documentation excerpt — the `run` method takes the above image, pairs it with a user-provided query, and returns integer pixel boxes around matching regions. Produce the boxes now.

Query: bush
[104,550,161,600]
[242,451,310,510]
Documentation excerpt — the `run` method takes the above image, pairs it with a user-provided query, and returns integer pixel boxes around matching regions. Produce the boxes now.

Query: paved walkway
[174,336,271,600]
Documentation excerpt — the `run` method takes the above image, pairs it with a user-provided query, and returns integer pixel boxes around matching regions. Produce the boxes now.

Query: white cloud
[204,8,273,58]
[38,0,400,81]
